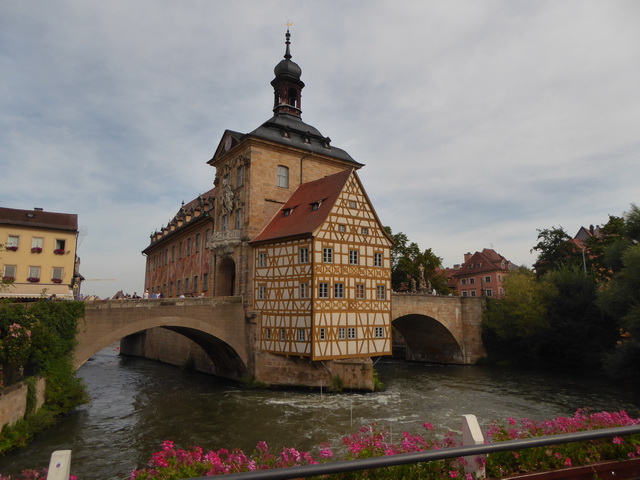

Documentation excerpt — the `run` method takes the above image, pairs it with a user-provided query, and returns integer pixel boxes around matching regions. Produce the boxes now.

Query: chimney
[464,252,472,263]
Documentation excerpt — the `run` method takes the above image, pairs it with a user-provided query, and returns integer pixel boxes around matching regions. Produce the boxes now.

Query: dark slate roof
[248,114,363,167]
[0,207,78,231]
[250,169,353,244]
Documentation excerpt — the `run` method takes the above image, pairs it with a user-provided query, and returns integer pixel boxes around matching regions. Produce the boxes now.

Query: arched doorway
[217,256,236,296]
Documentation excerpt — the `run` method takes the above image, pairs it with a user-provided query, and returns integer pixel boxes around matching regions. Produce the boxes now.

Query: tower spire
[271,28,305,117]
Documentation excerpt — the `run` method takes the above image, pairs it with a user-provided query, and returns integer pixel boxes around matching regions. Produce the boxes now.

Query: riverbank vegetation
[0,301,88,455]
[482,204,640,382]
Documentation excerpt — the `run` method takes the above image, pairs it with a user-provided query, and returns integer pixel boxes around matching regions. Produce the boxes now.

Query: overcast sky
[2,1,639,298]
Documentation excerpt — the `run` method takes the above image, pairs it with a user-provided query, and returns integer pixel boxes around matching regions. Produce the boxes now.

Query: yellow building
[1,207,79,299]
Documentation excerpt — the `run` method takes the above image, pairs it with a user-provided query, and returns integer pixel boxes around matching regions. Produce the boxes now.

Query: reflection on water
[1,346,638,480]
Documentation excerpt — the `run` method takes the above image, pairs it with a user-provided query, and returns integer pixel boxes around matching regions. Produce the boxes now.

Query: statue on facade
[418,263,428,293]
[221,175,234,213]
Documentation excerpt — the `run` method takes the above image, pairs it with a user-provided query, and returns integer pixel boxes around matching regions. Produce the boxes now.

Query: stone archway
[217,256,236,296]
[393,314,464,364]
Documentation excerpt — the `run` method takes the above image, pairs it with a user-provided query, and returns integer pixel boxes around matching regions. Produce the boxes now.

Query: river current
[1,346,638,479]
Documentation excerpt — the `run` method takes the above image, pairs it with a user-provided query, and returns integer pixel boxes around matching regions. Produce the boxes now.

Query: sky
[1,1,639,298]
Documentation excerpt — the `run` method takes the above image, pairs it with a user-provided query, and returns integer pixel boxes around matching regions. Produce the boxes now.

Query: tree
[481,268,552,365]
[384,227,450,294]
[531,227,582,278]
[598,243,640,381]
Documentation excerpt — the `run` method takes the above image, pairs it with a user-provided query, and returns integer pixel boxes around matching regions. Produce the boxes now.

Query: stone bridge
[76,297,249,379]
[77,294,486,384]
[391,294,486,364]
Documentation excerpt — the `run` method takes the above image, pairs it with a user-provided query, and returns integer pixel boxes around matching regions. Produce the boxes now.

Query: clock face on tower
[224,137,232,151]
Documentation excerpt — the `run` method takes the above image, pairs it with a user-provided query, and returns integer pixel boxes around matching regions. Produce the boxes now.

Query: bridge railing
[44,418,640,479]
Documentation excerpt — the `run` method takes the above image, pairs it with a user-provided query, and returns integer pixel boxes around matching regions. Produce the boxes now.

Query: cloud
[1,1,639,296]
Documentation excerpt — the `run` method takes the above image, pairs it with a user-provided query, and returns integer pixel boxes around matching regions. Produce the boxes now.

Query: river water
[1,346,639,479]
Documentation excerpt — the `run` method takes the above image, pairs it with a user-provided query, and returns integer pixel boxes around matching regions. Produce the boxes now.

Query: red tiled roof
[0,207,78,232]
[250,169,353,244]
[452,248,513,277]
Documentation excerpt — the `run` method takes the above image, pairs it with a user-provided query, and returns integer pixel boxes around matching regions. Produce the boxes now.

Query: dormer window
[283,208,292,217]
[311,201,321,211]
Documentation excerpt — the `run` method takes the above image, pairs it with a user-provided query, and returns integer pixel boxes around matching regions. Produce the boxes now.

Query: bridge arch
[76,299,249,379]
[393,314,464,364]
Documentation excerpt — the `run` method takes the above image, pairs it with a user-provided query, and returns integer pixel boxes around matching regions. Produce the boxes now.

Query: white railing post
[462,414,486,478]
[46,450,71,480]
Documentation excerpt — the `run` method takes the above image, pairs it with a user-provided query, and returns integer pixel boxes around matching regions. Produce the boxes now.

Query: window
[277,165,289,188]
[203,273,208,291]
[236,208,242,229]
[177,280,181,295]
[165,249,168,265]
[297,329,305,341]
[3,265,16,279]
[356,284,365,299]
[178,242,183,258]
[205,229,211,248]
[374,253,382,267]
[193,276,198,293]
[349,250,359,265]
[318,282,329,298]
[486,289,493,297]
[469,277,475,285]
[266,328,271,340]
[470,290,477,297]
[28,266,41,280]
[361,227,369,235]
[485,276,491,283]
[258,252,267,267]
[195,233,201,252]
[184,277,190,293]
[319,328,326,340]
[334,283,344,298]
[299,247,309,263]
[280,328,286,341]
[258,285,266,299]
[323,248,333,263]
[52,267,63,281]
[221,215,228,231]
[311,202,320,211]
[55,239,66,250]
[237,165,244,187]
[299,282,309,299]
[31,237,43,249]
[461,278,467,285]
[283,208,292,217]
[377,285,386,300]
[462,291,468,297]
[338,328,346,340]
[338,224,346,232]
[347,327,356,339]
[186,238,192,256]
[349,200,357,208]
[7,235,19,248]
[375,327,384,338]
[171,246,175,261]
[169,282,174,297]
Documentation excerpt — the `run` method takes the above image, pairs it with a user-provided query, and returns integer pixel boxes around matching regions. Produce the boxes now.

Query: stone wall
[0,377,46,430]
[254,352,374,391]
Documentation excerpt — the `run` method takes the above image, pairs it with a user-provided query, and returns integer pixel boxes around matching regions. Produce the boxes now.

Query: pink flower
[564,457,572,467]
[508,417,517,426]
[613,436,624,445]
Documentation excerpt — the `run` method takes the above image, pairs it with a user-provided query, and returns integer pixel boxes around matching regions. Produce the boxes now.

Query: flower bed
[6,246,18,252]
[31,247,42,253]
[51,278,63,283]
[26,277,40,283]
[53,249,65,255]
[2,276,15,282]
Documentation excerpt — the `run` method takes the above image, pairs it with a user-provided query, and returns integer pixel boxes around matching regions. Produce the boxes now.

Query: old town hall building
[143,30,393,386]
